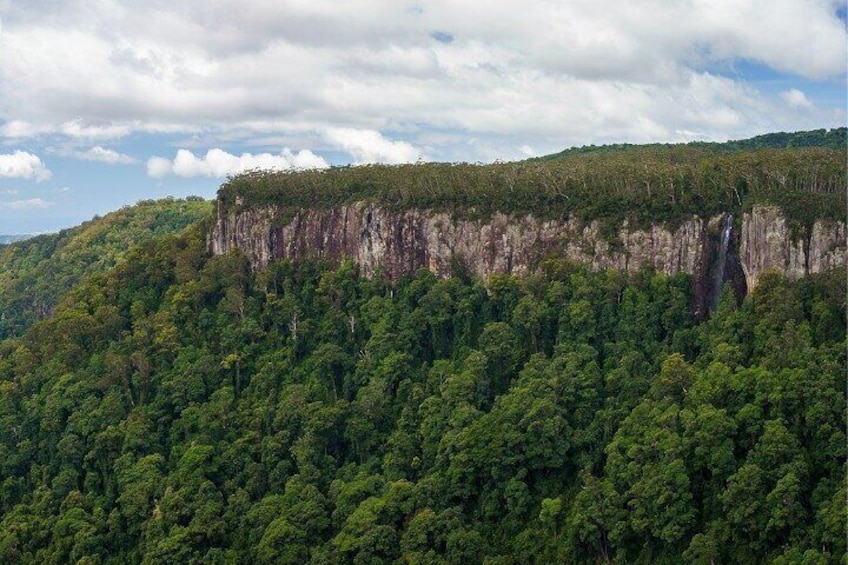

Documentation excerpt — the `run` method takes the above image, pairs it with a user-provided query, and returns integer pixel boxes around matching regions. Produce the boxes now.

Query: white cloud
[781,88,813,109]
[0,151,51,181]
[76,146,136,164]
[519,145,536,157]
[0,121,54,138]
[1,120,138,141]
[59,121,133,140]
[0,1,844,160]
[147,147,328,178]
[146,156,174,178]
[325,128,422,164]
[0,198,51,210]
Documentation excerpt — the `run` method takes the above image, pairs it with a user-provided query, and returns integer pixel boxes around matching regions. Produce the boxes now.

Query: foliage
[0,197,212,340]
[218,130,845,231]
[0,217,844,563]
[534,127,847,159]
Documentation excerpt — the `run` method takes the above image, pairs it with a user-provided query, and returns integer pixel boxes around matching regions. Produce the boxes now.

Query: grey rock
[210,202,845,295]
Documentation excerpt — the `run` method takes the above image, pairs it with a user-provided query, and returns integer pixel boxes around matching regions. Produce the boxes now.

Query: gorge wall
[209,202,845,316]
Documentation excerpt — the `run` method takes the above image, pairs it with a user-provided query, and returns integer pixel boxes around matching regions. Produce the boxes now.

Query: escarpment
[208,142,847,315]
[210,202,707,277]
[209,200,846,317]
[739,205,846,291]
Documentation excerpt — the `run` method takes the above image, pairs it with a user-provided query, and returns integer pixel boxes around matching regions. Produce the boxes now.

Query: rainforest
[0,130,845,564]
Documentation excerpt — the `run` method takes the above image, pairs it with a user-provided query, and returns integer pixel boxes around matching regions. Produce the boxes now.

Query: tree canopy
[219,129,846,232]
[0,197,211,340]
[0,214,843,563]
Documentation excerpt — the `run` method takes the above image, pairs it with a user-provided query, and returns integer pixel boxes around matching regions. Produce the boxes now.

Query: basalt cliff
[209,201,845,317]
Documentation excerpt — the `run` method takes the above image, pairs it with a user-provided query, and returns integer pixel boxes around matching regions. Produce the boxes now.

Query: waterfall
[709,213,733,313]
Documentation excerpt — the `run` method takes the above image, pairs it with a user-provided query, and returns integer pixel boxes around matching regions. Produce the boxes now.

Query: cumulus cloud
[146,157,174,179]
[0,151,52,181]
[0,1,844,159]
[781,88,813,109]
[0,198,51,210]
[76,146,136,164]
[325,128,422,164]
[147,148,328,178]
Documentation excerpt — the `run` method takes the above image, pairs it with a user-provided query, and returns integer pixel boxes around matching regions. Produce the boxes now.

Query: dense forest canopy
[0,197,211,340]
[0,217,844,563]
[219,129,846,230]
[0,130,844,564]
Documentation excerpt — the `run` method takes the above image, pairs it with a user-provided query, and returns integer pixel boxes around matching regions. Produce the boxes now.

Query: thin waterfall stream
[709,213,733,313]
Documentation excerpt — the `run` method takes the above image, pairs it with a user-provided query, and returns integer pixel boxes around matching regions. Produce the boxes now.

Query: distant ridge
[531,127,847,161]
[0,234,33,245]
[0,197,211,339]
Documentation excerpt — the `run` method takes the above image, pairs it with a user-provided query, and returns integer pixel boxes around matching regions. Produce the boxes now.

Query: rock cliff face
[209,201,845,315]
[739,206,846,291]
[210,201,708,277]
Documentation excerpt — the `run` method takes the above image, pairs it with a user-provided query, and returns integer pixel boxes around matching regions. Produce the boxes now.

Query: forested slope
[0,219,843,563]
[0,197,211,339]
[219,129,845,232]
[0,130,844,564]
[534,127,847,160]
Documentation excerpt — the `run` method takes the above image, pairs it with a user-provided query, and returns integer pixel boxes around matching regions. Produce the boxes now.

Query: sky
[0,0,845,233]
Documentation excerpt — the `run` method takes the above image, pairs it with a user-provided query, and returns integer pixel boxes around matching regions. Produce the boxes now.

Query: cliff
[210,201,705,277]
[739,206,846,291]
[209,201,845,316]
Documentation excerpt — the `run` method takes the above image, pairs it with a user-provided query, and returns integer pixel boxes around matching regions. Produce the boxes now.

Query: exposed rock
[210,202,707,279]
[739,205,846,290]
[209,202,846,306]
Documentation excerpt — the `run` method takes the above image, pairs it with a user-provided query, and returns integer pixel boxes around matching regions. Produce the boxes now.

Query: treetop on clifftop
[218,128,846,229]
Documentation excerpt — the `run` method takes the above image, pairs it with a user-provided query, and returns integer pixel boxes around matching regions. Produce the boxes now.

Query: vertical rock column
[740,205,846,291]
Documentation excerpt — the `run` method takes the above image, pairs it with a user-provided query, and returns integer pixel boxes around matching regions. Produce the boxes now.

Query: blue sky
[0,0,845,233]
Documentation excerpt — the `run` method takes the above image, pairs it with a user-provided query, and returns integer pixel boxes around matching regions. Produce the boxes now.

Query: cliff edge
[209,201,845,316]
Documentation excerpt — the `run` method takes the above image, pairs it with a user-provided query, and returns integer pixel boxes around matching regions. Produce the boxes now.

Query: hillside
[212,131,846,320]
[0,222,844,564]
[0,131,844,564]
[0,197,212,339]
[532,127,847,160]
